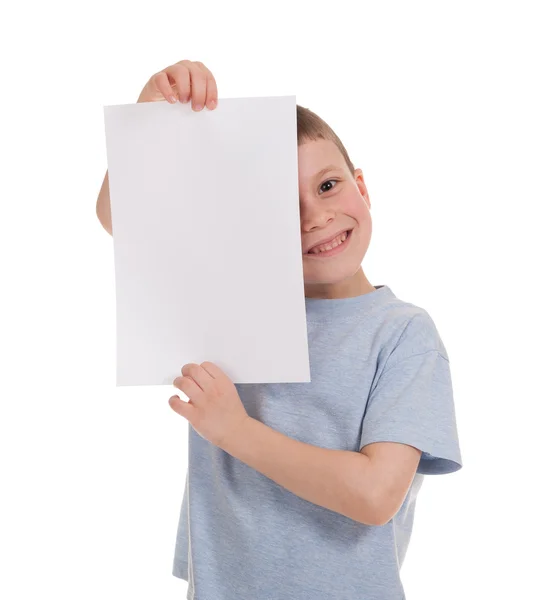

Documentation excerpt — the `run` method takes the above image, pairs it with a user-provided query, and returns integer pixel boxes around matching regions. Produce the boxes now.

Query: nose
[300,201,336,233]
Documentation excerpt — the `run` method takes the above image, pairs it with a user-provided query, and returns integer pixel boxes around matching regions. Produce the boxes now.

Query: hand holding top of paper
[137,59,219,110]
[169,362,250,449]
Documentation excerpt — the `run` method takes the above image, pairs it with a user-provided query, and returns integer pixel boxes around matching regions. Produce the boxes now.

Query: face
[298,139,375,299]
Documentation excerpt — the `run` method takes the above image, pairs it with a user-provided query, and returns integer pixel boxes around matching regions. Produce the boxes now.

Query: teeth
[309,231,348,254]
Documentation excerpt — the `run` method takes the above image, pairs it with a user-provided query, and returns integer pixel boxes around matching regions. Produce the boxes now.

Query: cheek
[344,195,370,224]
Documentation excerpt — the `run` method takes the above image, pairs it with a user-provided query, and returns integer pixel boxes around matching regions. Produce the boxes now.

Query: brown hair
[296,105,356,177]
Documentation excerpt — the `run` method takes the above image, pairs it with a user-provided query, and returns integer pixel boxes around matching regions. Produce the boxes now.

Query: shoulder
[398,309,447,357]
[379,300,449,371]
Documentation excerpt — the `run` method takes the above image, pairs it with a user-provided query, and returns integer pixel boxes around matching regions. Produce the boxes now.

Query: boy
[97,60,462,600]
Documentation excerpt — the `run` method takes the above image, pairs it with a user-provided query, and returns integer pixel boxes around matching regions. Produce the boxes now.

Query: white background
[1,1,538,598]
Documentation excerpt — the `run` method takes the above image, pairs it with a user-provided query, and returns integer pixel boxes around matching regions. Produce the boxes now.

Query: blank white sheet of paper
[103,95,311,386]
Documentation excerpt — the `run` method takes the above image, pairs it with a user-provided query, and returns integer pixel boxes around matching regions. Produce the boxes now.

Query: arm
[221,417,421,526]
[96,170,113,236]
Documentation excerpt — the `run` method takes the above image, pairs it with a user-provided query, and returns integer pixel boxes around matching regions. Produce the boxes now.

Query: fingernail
[194,104,203,111]
[169,95,177,103]
[208,100,216,110]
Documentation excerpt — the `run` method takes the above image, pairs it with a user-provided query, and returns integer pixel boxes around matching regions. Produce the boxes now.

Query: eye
[319,179,338,194]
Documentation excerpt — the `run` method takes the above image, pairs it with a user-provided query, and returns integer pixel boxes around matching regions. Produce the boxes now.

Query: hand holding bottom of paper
[170,361,250,448]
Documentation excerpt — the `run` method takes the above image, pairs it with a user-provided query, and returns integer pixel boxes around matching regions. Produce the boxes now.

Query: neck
[304,267,377,299]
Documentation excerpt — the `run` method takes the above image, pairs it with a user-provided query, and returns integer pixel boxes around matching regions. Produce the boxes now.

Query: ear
[354,168,371,209]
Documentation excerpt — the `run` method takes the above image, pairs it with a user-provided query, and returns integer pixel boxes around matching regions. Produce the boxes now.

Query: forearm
[96,170,113,235]
[221,416,380,525]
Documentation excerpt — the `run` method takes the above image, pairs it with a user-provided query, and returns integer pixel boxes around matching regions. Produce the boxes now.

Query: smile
[305,229,352,258]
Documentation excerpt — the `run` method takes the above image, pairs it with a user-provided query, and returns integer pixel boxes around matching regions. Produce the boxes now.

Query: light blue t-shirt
[172,284,463,599]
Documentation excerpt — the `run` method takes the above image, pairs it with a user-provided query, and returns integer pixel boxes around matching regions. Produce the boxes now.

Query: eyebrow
[312,165,343,180]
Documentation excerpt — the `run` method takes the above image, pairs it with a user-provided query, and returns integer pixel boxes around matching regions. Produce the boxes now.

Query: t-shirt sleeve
[358,313,463,475]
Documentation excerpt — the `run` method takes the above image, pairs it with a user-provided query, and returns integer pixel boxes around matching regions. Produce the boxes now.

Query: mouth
[304,229,353,258]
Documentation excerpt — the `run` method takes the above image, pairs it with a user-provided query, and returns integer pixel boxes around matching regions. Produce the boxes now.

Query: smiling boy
[97,59,462,600]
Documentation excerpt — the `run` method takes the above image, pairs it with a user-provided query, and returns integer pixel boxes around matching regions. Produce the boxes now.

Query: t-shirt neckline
[304,285,393,320]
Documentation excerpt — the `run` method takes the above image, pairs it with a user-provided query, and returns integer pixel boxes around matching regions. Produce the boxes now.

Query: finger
[181,363,214,390]
[194,62,218,110]
[153,71,178,104]
[164,63,191,103]
[169,395,196,419]
[186,63,207,111]
[200,361,220,379]
[173,375,203,400]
